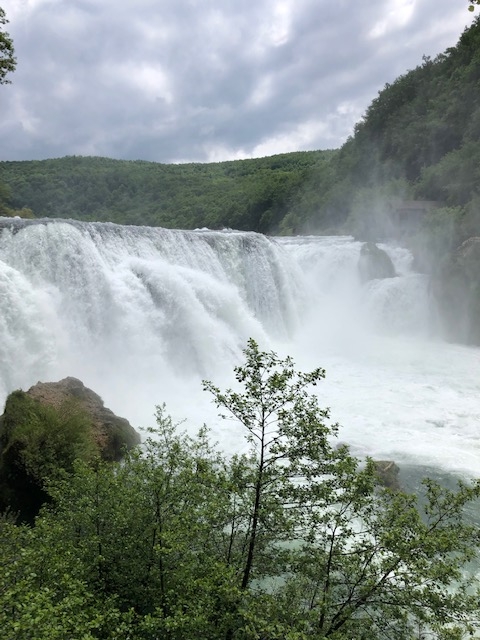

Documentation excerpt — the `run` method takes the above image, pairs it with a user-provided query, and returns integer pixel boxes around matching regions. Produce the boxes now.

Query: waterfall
[0,218,301,383]
[1,218,479,477]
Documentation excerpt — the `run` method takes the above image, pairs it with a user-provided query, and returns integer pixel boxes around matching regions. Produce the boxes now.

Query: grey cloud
[0,0,475,162]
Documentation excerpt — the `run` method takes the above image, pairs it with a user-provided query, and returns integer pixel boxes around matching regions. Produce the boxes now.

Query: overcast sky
[0,0,475,164]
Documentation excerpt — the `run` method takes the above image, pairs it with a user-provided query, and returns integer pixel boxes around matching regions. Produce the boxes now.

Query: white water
[1,219,479,479]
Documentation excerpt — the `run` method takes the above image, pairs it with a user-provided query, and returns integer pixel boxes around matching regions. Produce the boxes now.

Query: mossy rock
[25,377,140,461]
[0,379,140,522]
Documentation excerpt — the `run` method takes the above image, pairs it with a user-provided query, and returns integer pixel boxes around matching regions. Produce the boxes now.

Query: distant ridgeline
[1,17,480,339]
[0,151,335,234]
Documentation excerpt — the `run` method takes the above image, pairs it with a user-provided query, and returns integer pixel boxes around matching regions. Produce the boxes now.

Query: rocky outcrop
[25,377,140,461]
[455,237,480,278]
[431,237,480,344]
[0,377,140,522]
[372,460,400,491]
[358,242,396,282]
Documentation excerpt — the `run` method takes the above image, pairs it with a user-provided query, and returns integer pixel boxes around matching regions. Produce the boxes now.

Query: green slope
[0,151,335,233]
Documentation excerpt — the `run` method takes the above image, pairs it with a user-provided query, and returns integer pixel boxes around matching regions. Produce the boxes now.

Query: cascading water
[278,236,480,481]
[1,218,479,480]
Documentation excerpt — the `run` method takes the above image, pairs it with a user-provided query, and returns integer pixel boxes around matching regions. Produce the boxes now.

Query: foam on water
[278,236,480,477]
[1,219,479,477]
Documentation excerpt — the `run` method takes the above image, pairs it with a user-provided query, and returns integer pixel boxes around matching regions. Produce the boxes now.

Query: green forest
[0,151,334,233]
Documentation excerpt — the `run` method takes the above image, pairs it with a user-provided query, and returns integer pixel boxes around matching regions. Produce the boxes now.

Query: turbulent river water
[1,218,479,482]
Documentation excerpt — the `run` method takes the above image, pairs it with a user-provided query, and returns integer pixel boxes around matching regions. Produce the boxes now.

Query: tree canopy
[0,7,15,84]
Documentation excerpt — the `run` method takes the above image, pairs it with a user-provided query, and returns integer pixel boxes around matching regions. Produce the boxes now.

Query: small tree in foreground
[0,340,479,639]
[205,339,480,639]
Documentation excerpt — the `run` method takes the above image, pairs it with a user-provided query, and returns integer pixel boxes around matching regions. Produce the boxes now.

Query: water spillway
[1,218,479,478]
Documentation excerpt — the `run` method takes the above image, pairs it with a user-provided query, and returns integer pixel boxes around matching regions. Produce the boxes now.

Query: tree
[0,180,34,217]
[0,7,15,84]
[0,5,18,223]
[33,407,241,639]
[204,339,480,639]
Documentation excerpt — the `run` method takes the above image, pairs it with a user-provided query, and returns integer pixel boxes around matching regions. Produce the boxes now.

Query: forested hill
[0,150,335,233]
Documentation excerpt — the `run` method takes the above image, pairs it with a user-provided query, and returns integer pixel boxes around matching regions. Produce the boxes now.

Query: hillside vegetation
[314,14,480,249]
[0,151,335,233]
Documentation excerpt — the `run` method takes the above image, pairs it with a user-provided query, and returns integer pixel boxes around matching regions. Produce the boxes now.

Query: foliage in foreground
[1,340,480,639]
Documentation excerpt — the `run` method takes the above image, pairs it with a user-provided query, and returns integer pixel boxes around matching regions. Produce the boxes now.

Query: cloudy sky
[0,0,475,163]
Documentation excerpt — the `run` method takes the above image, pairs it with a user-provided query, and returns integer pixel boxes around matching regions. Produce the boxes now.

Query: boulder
[0,377,140,522]
[25,377,140,461]
[372,460,400,491]
[358,242,396,282]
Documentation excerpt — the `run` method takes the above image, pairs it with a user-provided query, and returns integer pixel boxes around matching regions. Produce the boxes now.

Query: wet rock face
[25,377,141,461]
[358,242,396,282]
[456,236,480,272]
[431,237,480,344]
